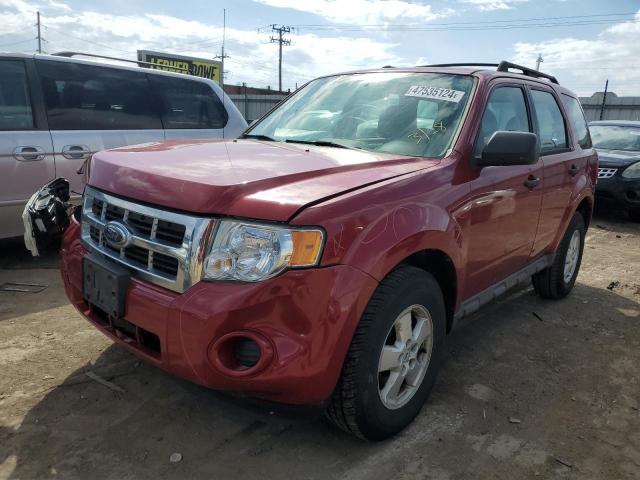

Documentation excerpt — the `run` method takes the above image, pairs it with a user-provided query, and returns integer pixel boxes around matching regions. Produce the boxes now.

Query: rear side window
[475,86,529,156]
[36,60,162,130]
[148,75,228,129]
[530,90,568,153]
[561,94,591,149]
[0,60,34,130]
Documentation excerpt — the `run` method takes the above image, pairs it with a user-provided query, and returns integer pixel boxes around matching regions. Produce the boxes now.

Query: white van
[0,52,247,239]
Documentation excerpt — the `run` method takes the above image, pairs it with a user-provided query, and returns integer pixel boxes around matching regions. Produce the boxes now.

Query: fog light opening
[209,332,273,376]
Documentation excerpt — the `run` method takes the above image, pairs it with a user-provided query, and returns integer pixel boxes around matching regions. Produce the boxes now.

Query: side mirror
[476,131,539,167]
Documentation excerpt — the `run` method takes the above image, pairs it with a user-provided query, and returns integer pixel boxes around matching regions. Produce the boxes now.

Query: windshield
[247,72,475,158]
[590,125,640,151]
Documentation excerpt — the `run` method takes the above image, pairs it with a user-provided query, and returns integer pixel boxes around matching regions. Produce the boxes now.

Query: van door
[35,59,164,197]
[147,75,229,140]
[0,58,55,239]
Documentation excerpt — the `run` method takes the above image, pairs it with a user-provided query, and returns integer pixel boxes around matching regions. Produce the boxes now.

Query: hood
[595,148,640,168]
[88,139,438,221]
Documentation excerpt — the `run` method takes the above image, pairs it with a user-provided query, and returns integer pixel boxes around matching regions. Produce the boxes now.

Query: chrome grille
[81,187,215,293]
[598,167,618,179]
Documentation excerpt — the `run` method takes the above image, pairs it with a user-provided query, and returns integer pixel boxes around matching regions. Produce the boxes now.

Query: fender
[549,174,594,253]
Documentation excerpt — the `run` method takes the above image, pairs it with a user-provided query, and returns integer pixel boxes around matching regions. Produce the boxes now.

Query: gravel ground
[0,212,638,480]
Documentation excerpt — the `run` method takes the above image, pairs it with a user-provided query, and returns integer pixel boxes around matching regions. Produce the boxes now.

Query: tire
[628,207,640,223]
[532,212,586,299]
[326,265,446,441]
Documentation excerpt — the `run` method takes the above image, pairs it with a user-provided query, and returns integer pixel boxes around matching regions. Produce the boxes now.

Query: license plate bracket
[83,254,130,318]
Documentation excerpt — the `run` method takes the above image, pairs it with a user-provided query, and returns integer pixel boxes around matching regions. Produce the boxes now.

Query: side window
[475,86,529,156]
[561,94,591,149]
[148,75,228,129]
[530,90,568,153]
[36,60,162,130]
[0,60,34,130]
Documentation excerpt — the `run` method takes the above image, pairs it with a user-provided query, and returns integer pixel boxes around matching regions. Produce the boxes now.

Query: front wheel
[532,212,586,299]
[326,266,446,440]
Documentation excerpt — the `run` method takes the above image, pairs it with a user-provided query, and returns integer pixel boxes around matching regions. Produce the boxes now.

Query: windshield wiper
[285,139,350,149]
[241,133,277,141]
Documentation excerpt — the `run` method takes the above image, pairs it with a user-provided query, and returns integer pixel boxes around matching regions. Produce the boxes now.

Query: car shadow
[3,279,639,479]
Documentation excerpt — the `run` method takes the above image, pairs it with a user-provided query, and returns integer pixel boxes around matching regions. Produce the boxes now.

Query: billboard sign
[137,50,221,83]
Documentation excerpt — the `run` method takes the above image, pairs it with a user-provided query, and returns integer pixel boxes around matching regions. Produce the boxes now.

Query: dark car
[590,120,640,221]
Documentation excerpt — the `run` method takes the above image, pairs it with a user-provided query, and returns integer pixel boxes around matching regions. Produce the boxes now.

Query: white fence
[228,94,288,123]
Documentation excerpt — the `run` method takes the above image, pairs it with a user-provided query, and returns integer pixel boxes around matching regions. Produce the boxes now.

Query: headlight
[622,161,640,179]
[203,220,324,282]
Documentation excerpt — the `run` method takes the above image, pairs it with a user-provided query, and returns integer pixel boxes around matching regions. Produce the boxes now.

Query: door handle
[62,145,91,159]
[569,164,579,177]
[13,146,45,162]
[524,175,541,190]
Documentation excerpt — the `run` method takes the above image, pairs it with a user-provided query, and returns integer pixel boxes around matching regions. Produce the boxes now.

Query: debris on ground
[595,224,608,230]
[553,457,573,468]
[169,452,183,463]
[85,372,126,393]
[0,282,48,293]
[607,281,620,290]
[508,417,521,424]
[532,312,543,322]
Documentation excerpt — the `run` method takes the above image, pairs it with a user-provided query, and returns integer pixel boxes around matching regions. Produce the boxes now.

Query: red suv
[54,61,597,440]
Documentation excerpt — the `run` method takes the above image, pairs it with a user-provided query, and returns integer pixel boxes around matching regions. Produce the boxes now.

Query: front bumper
[60,221,378,405]
[595,174,640,208]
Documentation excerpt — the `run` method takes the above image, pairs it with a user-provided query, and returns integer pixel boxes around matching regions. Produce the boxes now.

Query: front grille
[81,187,214,293]
[598,167,618,179]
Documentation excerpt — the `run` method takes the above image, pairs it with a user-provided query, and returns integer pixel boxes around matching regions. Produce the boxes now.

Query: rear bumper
[60,221,378,405]
[595,175,640,208]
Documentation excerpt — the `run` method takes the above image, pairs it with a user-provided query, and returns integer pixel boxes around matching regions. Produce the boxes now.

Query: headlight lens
[622,161,640,179]
[203,220,324,282]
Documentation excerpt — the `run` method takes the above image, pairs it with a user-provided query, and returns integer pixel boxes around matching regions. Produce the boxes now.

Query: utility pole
[215,9,229,87]
[535,53,543,71]
[36,11,42,53]
[600,79,609,121]
[270,25,291,92]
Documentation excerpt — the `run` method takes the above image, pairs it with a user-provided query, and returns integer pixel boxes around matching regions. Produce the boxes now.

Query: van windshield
[590,125,640,152]
[246,72,474,158]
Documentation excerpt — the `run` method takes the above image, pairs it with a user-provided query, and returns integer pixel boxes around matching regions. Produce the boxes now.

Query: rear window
[561,94,591,149]
[0,60,34,130]
[36,60,162,130]
[148,75,228,129]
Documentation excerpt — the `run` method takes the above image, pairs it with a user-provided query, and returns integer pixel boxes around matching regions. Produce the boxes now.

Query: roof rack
[421,61,558,84]
[50,51,189,74]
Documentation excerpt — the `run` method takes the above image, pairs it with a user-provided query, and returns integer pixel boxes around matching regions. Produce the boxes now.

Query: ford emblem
[103,221,131,248]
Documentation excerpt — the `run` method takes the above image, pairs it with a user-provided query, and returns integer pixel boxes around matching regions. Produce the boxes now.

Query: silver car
[0,52,247,239]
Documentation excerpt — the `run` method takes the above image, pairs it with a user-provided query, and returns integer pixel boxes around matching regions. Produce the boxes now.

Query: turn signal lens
[290,230,324,266]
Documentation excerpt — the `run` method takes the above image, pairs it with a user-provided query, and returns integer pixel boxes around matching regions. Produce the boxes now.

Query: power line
[292,11,638,28]
[42,24,134,54]
[0,37,35,49]
[270,24,291,92]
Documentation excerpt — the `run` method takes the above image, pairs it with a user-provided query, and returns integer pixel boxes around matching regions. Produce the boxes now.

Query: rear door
[528,87,587,256]
[35,59,164,197]
[0,57,55,239]
[147,74,229,140]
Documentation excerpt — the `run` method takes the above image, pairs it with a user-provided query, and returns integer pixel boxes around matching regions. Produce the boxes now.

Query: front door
[0,58,55,239]
[461,83,543,298]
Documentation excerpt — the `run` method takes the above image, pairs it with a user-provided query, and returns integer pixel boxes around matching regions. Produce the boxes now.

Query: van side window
[475,86,529,156]
[36,60,161,130]
[0,60,34,130]
[530,90,568,153]
[561,94,592,149]
[148,76,228,129]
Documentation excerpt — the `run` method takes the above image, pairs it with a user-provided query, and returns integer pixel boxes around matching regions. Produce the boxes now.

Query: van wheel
[532,212,585,299]
[326,265,446,441]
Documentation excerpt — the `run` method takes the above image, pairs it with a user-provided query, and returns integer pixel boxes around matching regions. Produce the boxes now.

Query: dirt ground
[0,212,639,480]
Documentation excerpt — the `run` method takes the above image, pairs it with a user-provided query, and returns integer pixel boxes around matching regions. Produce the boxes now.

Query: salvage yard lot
[0,213,639,480]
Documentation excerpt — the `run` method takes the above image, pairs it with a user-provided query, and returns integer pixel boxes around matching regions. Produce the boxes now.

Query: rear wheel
[532,212,586,299]
[326,265,446,440]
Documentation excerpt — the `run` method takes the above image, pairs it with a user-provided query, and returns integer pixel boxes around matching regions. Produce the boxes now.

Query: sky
[1,0,639,96]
